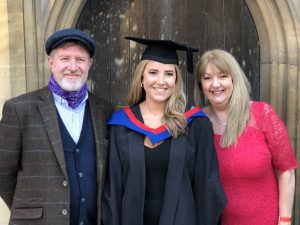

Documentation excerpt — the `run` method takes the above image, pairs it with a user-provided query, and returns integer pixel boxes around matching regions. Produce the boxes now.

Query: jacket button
[62,209,68,215]
[62,180,68,187]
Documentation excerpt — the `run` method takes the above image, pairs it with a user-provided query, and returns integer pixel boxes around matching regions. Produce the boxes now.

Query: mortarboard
[125,36,199,73]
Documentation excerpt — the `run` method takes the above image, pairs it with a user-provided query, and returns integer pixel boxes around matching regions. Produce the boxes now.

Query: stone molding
[0,0,299,223]
[245,2,299,222]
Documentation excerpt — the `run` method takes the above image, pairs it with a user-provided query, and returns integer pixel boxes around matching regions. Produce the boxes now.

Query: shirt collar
[52,92,89,110]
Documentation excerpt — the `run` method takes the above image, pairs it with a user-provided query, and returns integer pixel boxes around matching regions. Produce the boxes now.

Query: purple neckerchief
[47,74,87,109]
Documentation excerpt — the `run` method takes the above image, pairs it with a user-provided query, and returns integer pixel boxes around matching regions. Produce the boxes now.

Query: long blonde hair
[195,49,251,147]
[127,60,187,138]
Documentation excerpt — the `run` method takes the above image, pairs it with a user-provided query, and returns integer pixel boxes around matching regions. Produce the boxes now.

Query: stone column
[0,0,11,222]
[0,0,11,115]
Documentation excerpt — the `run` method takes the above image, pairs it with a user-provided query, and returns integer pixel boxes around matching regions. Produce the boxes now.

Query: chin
[60,80,84,91]
[153,97,170,103]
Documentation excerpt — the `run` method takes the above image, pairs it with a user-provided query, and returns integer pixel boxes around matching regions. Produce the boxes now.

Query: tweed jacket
[0,87,113,225]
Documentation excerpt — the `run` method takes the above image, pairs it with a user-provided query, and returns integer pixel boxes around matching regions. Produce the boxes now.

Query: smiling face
[48,43,93,91]
[200,63,233,110]
[142,61,176,105]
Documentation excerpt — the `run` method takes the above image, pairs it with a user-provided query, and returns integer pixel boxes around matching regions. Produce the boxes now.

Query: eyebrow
[147,68,175,72]
[203,72,225,75]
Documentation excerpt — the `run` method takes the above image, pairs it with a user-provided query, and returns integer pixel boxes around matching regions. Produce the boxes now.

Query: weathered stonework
[0,0,11,114]
[0,1,11,223]
[0,0,299,224]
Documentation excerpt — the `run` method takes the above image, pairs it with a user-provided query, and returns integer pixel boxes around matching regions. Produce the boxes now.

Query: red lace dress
[215,101,298,225]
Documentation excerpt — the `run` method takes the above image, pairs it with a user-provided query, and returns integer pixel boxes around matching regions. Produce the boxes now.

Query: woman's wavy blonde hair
[195,49,251,147]
[127,60,187,138]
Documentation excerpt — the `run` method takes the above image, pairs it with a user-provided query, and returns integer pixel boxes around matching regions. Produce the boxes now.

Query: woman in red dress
[194,49,298,225]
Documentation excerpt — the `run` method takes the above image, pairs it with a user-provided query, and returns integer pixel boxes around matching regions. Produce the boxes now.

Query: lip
[153,87,167,90]
[210,89,224,95]
[151,87,169,95]
[64,74,80,78]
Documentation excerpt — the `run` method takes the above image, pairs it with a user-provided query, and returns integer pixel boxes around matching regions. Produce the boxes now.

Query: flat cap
[45,28,96,57]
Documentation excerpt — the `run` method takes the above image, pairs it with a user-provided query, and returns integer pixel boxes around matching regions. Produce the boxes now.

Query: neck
[139,100,165,129]
[209,105,227,126]
[141,100,165,116]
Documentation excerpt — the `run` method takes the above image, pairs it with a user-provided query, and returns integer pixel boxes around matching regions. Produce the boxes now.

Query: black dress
[144,139,171,225]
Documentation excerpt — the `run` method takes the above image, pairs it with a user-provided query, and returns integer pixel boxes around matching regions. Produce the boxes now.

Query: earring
[141,83,143,88]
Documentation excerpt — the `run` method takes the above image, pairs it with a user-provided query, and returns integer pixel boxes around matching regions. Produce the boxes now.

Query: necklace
[214,119,227,126]
[209,106,227,126]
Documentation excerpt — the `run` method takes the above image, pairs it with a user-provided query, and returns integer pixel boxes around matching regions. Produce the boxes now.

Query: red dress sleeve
[256,102,298,173]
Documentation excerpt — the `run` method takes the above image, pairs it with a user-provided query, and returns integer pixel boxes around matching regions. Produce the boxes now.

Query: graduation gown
[102,105,226,225]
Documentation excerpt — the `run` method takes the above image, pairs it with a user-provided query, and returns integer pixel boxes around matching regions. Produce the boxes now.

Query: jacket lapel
[37,87,68,178]
[159,136,186,225]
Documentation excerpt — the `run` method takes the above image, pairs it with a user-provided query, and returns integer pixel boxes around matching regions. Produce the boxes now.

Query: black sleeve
[101,125,123,225]
[191,117,227,225]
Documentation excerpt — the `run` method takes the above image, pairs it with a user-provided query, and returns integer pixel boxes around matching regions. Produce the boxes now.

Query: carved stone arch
[41,0,87,86]
[20,0,87,92]
[245,1,299,223]
[24,0,299,191]
[39,5,300,220]
[37,0,300,129]
[245,1,299,114]
[245,0,299,144]
[1,0,299,224]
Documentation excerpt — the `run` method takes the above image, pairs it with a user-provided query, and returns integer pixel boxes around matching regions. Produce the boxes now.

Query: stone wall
[0,0,299,224]
[0,0,11,117]
[0,0,12,222]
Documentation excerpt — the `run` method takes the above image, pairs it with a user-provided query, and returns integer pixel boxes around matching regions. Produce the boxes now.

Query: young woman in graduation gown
[101,37,226,225]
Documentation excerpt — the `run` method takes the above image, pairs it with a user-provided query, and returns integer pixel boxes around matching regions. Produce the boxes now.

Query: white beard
[59,78,85,91]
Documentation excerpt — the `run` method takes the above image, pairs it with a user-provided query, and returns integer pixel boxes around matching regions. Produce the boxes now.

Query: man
[0,28,113,225]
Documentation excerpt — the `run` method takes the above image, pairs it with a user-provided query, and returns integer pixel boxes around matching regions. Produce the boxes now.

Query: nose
[157,74,165,84]
[212,77,221,87]
[67,59,78,71]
